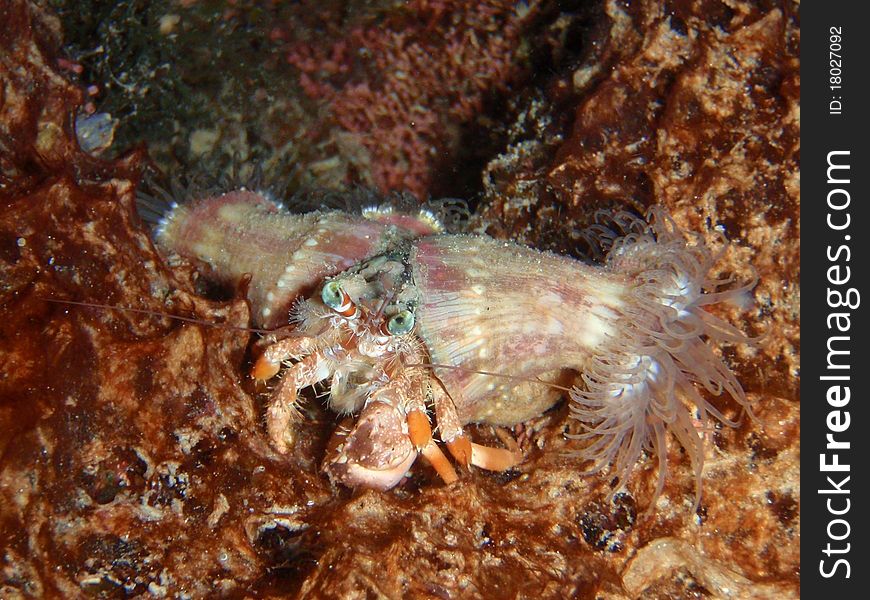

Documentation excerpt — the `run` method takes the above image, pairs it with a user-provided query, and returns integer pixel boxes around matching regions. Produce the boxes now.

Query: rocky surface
[1,0,798,597]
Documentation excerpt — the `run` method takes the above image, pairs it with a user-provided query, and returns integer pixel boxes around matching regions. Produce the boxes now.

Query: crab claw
[251,354,281,382]
[323,401,417,490]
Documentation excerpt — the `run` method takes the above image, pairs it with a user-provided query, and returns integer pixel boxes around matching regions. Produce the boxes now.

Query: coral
[50,0,553,198]
[285,0,537,197]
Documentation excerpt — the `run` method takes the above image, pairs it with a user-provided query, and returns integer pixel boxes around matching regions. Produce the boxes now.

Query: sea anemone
[567,207,757,508]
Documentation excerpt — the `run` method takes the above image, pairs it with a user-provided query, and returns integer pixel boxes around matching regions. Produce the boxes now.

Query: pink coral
[285,0,534,197]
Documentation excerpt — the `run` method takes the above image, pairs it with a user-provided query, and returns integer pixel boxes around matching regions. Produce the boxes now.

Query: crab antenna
[373,289,395,320]
[406,362,575,393]
[40,297,272,334]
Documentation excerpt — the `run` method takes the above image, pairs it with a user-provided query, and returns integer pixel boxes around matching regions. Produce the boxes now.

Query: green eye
[387,310,415,335]
[321,281,344,310]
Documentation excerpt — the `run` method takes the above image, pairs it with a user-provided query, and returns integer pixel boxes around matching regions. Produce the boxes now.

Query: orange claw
[420,442,458,484]
[446,436,472,468]
[407,410,432,450]
[251,355,281,382]
[470,443,521,471]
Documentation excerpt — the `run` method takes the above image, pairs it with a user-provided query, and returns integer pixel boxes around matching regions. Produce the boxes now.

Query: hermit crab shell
[410,235,629,425]
[406,209,755,503]
[153,190,446,327]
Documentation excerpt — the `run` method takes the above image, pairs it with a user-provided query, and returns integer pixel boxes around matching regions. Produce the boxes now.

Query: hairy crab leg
[251,335,320,382]
[469,443,522,472]
[266,352,331,454]
[430,382,472,468]
[419,443,458,484]
[406,410,432,449]
[398,363,431,449]
[429,378,520,472]
[404,373,458,485]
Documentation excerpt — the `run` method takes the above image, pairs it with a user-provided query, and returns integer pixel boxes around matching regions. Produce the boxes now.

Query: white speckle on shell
[576,304,621,348]
[304,238,319,247]
[576,312,606,347]
[262,307,272,318]
[542,315,564,336]
[538,291,562,307]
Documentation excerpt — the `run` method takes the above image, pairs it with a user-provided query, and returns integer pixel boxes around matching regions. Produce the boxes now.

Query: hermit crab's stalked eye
[321,281,343,309]
[321,281,357,318]
[386,310,415,335]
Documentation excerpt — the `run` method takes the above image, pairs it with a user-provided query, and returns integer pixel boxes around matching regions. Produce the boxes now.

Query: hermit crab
[146,187,756,502]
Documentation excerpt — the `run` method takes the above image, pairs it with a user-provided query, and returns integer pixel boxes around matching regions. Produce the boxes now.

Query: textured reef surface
[1,0,798,597]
